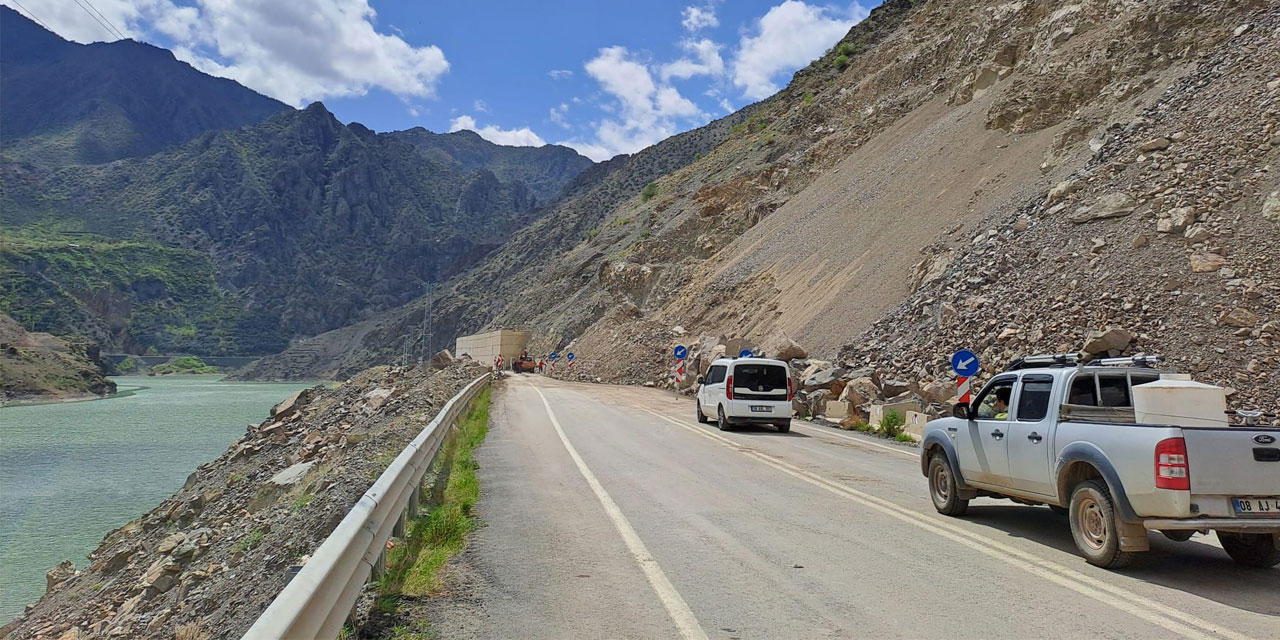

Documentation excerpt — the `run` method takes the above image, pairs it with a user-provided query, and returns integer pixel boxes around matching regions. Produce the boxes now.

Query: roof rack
[1005,353,1166,371]
[1005,353,1080,371]
[1084,354,1164,368]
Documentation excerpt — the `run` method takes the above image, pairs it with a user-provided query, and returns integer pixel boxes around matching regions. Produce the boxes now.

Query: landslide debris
[0,313,114,403]
[1,361,485,639]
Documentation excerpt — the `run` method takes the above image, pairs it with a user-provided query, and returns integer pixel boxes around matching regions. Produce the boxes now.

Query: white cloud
[549,103,571,129]
[473,99,489,113]
[449,115,546,147]
[660,38,724,82]
[732,1,868,100]
[564,45,706,161]
[681,5,718,31]
[2,0,451,107]
[547,69,574,80]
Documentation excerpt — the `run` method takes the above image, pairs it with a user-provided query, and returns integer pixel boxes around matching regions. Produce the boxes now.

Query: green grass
[290,493,316,512]
[833,54,850,71]
[233,527,266,554]
[896,432,915,443]
[879,409,905,438]
[640,182,658,202]
[151,355,218,375]
[379,388,491,599]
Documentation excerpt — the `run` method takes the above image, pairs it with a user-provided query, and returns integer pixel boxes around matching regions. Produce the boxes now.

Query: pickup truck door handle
[990,429,1004,440]
[1027,432,1043,443]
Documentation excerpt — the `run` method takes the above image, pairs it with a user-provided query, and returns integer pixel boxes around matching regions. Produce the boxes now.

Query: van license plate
[1233,497,1280,515]
[750,406,771,413]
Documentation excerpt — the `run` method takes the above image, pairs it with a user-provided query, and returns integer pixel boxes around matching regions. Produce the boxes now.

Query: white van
[695,357,794,432]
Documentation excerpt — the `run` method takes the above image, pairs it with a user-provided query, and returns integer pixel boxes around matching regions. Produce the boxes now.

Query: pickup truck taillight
[787,377,794,401]
[1155,437,1190,490]
[726,375,734,400]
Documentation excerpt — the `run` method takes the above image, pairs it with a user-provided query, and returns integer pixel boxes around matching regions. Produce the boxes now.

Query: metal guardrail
[242,372,493,639]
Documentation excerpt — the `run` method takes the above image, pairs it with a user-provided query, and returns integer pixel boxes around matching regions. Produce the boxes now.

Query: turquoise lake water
[0,375,316,622]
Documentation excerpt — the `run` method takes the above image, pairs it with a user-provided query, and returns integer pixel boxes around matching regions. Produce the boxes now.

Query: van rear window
[734,365,787,391]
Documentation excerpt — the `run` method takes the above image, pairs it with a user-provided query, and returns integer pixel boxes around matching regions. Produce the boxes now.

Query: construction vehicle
[512,349,537,374]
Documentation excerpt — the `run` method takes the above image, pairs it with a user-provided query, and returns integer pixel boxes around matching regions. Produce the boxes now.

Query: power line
[68,0,125,41]
[9,0,52,30]
[77,0,126,40]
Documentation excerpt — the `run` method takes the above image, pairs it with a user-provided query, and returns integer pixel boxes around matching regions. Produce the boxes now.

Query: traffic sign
[739,349,754,358]
[951,349,979,377]
[566,352,575,361]
[673,345,688,360]
[549,352,559,361]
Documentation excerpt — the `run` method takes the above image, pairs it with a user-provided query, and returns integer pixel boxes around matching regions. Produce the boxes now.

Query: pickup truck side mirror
[953,403,971,420]
[696,375,705,385]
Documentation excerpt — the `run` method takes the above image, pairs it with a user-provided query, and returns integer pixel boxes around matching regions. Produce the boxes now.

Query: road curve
[415,376,1278,639]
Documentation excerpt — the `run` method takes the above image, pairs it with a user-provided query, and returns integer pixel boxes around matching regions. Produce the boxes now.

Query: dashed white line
[528,384,709,640]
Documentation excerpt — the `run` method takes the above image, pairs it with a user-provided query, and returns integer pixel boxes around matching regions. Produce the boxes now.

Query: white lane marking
[641,408,1250,640]
[789,421,919,459]
[528,385,709,640]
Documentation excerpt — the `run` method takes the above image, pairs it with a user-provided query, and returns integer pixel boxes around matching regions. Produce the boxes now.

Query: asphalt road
[417,376,1279,639]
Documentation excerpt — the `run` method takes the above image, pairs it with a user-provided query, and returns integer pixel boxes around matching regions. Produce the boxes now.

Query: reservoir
[0,375,316,622]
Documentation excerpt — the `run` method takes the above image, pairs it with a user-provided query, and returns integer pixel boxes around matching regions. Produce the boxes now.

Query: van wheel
[1068,479,1133,569]
[717,406,732,432]
[696,400,709,424]
[928,453,968,516]
[1217,532,1280,568]
[774,420,791,433]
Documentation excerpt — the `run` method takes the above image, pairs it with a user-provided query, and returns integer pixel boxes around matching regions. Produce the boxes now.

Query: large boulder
[919,380,956,404]
[880,379,912,397]
[1067,192,1137,224]
[1262,190,1280,223]
[46,560,74,593]
[806,389,832,417]
[1082,328,1133,355]
[839,377,881,405]
[843,366,881,389]
[803,367,845,391]
[761,333,807,361]
[429,349,455,370]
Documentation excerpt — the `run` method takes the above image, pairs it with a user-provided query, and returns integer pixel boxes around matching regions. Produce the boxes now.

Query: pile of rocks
[838,11,1280,411]
[2,361,485,640]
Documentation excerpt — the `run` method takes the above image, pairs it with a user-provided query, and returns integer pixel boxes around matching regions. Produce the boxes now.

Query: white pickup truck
[921,356,1280,569]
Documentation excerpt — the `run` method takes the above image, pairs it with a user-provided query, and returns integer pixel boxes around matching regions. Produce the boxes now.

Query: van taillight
[787,377,794,401]
[1155,437,1190,490]
[726,375,734,400]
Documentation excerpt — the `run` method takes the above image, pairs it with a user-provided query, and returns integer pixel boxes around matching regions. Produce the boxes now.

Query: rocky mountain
[247,0,1278,412]
[0,313,114,403]
[389,128,595,203]
[2,102,594,354]
[0,6,290,166]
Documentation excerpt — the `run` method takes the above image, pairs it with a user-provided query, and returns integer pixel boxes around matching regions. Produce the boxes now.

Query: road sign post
[951,349,980,405]
[673,345,688,398]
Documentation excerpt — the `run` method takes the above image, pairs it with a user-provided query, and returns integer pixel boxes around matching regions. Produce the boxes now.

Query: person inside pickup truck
[993,387,1011,420]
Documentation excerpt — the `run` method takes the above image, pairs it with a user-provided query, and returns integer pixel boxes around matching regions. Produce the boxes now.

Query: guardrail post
[392,509,406,537]
[408,485,421,518]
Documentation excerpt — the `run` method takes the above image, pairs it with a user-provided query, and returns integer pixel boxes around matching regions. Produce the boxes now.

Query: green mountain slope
[0,6,290,166]
[1,103,582,353]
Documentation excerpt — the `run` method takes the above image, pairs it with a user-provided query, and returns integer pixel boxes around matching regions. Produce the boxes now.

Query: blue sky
[3,0,873,160]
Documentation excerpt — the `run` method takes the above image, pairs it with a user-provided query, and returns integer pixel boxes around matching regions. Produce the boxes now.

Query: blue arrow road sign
[673,345,688,360]
[739,349,754,358]
[566,352,575,361]
[549,352,559,361]
[951,349,980,377]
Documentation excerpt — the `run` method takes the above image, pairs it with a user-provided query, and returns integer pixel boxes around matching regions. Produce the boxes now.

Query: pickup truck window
[1068,373,1098,406]
[974,377,1016,420]
[1015,376,1053,421]
[1098,374,1131,407]
[706,365,726,384]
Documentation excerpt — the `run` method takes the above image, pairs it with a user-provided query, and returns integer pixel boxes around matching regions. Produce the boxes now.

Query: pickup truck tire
[928,453,969,516]
[1068,479,1133,569]
[696,400,709,424]
[1217,532,1280,568]
[1161,530,1195,542]
[717,406,733,432]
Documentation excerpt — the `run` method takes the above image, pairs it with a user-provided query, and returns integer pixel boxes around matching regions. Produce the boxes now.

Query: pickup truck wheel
[1068,479,1133,569]
[717,406,733,432]
[1217,532,1280,568]
[696,400,709,424]
[928,453,968,516]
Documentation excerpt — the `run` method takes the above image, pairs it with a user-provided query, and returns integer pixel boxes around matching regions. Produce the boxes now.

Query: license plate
[1233,497,1280,515]
[750,406,771,413]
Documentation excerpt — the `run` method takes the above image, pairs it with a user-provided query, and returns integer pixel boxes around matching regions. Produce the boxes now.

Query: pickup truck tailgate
[1182,428,1280,495]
